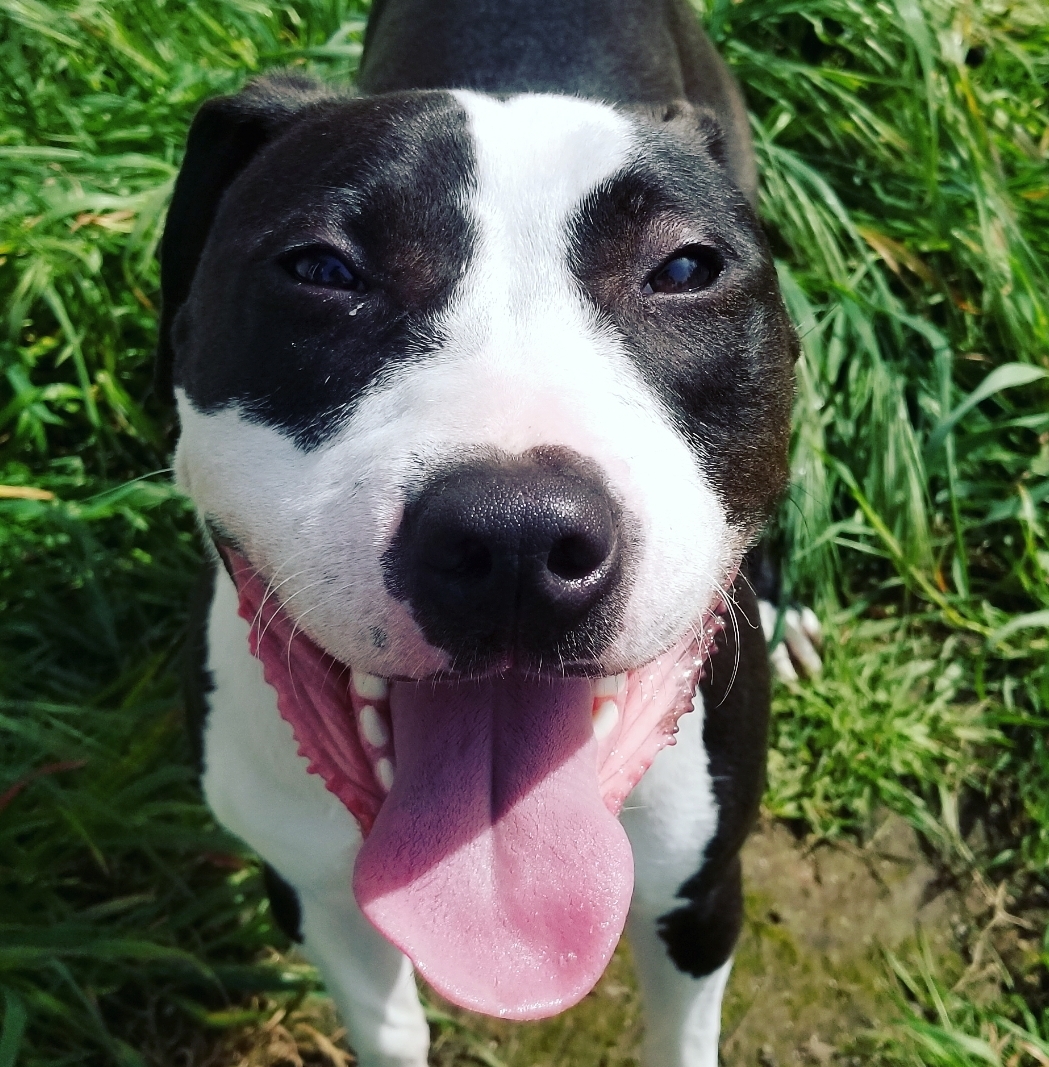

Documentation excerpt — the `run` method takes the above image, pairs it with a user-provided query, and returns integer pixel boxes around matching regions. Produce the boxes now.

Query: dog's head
[161,74,795,1018]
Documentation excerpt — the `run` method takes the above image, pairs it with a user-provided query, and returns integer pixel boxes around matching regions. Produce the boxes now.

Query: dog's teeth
[353,671,389,701]
[593,676,617,698]
[358,705,390,749]
[375,757,395,792]
[592,699,619,742]
[593,673,627,698]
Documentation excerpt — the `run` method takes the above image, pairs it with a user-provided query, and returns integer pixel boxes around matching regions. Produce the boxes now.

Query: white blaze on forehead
[174,93,736,676]
[451,91,634,287]
[410,92,736,659]
[423,91,643,455]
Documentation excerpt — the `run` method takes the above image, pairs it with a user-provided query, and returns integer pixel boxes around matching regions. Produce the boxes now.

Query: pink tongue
[352,674,634,1019]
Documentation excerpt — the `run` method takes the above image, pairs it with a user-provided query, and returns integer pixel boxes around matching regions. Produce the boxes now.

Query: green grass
[0,4,366,1063]
[1,0,1047,1063]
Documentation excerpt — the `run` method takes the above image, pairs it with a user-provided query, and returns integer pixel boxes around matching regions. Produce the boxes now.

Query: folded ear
[156,73,337,404]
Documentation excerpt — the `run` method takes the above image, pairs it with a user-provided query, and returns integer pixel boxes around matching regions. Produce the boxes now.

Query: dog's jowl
[159,2,797,1064]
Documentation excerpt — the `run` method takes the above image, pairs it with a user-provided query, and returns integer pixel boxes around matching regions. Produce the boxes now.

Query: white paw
[758,600,823,681]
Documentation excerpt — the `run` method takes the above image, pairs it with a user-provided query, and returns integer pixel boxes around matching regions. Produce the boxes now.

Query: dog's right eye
[283,248,366,292]
[642,245,722,296]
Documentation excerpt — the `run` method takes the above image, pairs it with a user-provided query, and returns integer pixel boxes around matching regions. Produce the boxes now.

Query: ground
[723,817,960,1066]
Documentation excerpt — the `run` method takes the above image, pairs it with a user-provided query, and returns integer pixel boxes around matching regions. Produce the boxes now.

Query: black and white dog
[158,2,800,1063]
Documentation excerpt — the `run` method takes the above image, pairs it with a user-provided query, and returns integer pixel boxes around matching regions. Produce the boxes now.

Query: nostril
[547,533,609,581]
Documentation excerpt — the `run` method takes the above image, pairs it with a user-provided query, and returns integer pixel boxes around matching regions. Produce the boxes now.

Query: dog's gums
[223,548,726,1018]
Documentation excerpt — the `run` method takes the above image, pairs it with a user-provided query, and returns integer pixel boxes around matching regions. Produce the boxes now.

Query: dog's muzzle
[220,458,730,1019]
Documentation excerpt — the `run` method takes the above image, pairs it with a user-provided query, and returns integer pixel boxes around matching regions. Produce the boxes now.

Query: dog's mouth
[223,549,725,1019]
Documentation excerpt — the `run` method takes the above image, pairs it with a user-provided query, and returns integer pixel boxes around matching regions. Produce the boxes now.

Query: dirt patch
[721,816,963,1066]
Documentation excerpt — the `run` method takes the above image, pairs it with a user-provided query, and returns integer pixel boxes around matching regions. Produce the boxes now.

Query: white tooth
[358,705,389,748]
[376,757,395,792]
[592,699,619,742]
[614,672,627,693]
[593,676,619,698]
[354,671,389,701]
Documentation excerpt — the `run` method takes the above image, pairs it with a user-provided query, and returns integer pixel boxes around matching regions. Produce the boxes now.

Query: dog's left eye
[283,248,366,291]
[642,246,722,295]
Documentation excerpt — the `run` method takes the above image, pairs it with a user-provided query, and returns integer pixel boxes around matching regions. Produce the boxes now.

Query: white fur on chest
[201,568,364,894]
[622,689,719,918]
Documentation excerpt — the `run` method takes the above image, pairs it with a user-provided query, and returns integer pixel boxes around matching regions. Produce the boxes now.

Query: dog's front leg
[626,885,735,1067]
[202,572,430,1067]
[622,693,740,1067]
[297,888,430,1067]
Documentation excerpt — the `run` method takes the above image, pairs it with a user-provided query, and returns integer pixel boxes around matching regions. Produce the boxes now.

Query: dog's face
[169,83,794,678]
[163,76,795,1019]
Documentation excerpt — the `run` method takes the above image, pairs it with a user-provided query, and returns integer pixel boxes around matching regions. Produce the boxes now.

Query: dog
[157,2,800,1063]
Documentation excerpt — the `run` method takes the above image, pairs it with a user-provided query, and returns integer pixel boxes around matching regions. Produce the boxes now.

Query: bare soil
[721,816,962,1066]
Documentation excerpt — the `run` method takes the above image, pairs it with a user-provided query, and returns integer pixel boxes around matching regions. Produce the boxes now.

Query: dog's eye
[642,246,722,295]
[283,248,365,291]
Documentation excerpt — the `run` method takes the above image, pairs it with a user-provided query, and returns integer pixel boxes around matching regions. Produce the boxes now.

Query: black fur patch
[263,863,304,944]
[163,85,476,448]
[157,74,339,405]
[656,572,771,977]
[567,136,797,540]
[657,855,743,977]
[362,0,688,102]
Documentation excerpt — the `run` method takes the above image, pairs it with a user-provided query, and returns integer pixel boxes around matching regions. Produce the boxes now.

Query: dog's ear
[156,73,336,405]
[633,99,758,208]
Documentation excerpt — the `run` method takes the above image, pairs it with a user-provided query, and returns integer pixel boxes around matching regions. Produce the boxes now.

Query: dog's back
[359,0,756,201]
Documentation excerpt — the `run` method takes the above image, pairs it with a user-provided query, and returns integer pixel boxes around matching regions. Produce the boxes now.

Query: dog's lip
[350,660,651,685]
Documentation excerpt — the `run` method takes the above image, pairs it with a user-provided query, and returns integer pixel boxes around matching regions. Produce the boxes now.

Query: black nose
[382,448,630,671]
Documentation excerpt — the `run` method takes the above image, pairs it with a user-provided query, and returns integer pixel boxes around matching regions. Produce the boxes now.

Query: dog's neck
[359,0,686,101]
